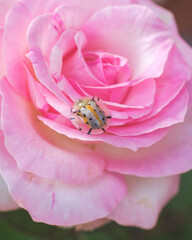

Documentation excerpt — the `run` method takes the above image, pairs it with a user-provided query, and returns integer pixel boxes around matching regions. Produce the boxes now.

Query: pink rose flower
[0,0,192,230]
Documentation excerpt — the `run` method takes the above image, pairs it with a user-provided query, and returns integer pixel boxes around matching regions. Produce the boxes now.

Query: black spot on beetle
[83,114,86,117]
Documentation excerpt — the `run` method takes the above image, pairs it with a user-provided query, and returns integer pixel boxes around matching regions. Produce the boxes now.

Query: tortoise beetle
[70,97,111,134]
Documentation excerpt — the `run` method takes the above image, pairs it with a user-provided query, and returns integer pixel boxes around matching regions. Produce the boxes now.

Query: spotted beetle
[70,97,111,134]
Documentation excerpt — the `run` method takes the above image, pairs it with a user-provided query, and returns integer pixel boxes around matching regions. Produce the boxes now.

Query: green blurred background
[0,1,192,239]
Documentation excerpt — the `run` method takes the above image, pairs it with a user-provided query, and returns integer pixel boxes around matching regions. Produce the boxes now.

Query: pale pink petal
[81,81,130,102]
[60,31,106,87]
[26,13,72,102]
[0,171,18,211]
[0,136,127,226]
[96,104,192,177]
[0,27,4,77]
[0,0,17,26]
[108,87,189,136]
[176,37,192,70]
[123,78,156,107]
[50,29,77,76]
[142,46,190,119]
[26,69,48,110]
[27,13,62,54]
[38,115,169,151]
[0,94,2,130]
[26,50,71,103]
[46,0,132,12]
[55,5,92,30]
[3,0,49,98]
[0,78,105,185]
[83,51,131,86]
[44,18,61,59]
[82,5,173,81]
[40,85,71,118]
[26,59,71,118]
[75,218,110,231]
[108,175,179,229]
[135,0,178,33]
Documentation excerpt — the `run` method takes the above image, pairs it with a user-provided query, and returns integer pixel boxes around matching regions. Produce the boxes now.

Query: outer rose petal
[0,171,18,211]
[135,0,178,33]
[3,0,53,98]
[177,37,192,70]
[96,103,192,177]
[0,134,127,226]
[0,0,17,26]
[46,0,132,12]
[108,175,179,229]
[0,28,5,77]
[0,94,1,130]
[75,218,110,231]
[0,78,105,185]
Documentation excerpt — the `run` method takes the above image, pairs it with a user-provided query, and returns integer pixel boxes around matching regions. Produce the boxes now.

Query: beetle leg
[87,128,92,134]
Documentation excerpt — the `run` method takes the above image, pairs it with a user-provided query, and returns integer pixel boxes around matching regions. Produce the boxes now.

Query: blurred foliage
[0,171,192,240]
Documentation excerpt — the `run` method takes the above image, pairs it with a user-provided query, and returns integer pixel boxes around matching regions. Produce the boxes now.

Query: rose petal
[0,28,5,77]
[50,29,77,76]
[108,87,189,136]
[0,136,127,226]
[55,5,92,30]
[108,175,179,229]
[96,104,192,177]
[141,46,190,120]
[0,0,17,26]
[60,31,106,87]
[26,69,48,110]
[0,170,18,211]
[0,78,105,184]
[0,93,2,130]
[3,0,52,98]
[123,78,156,107]
[46,0,132,12]
[3,1,29,98]
[177,37,192,70]
[75,218,110,231]
[135,0,178,33]
[82,5,173,81]
[38,115,169,151]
